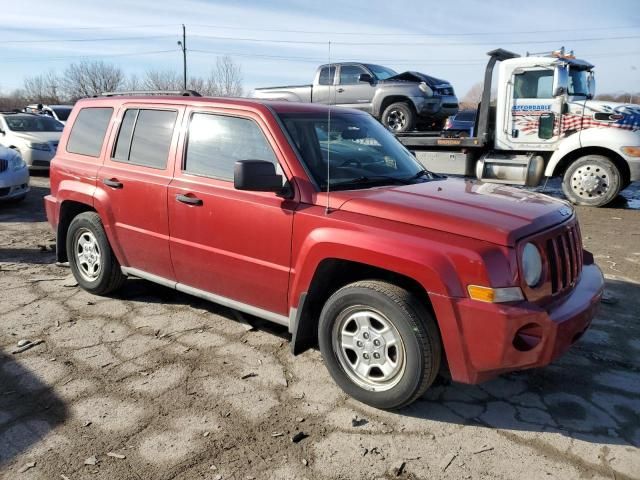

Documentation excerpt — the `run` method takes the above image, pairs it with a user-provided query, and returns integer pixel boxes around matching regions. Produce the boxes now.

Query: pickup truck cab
[253,63,459,133]
[45,93,603,409]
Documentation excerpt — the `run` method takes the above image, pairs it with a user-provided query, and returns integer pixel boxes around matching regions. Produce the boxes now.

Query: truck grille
[0,159,7,172]
[545,224,583,295]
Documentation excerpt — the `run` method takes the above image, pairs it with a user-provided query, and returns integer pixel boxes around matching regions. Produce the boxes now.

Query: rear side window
[112,109,177,169]
[184,113,277,181]
[318,66,336,86]
[67,107,113,157]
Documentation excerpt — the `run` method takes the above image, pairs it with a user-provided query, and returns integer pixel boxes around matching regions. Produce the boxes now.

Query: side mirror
[358,73,373,84]
[553,64,569,97]
[587,72,596,99]
[234,160,283,193]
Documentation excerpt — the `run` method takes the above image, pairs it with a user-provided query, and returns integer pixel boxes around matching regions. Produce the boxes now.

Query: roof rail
[0,110,34,114]
[97,90,202,97]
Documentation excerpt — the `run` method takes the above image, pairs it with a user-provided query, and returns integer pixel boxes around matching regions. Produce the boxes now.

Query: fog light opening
[513,323,543,352]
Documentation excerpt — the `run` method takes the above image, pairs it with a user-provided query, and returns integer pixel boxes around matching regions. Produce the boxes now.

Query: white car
[0,112,63,170]
[25,104,73,124]
[0,145,29,202]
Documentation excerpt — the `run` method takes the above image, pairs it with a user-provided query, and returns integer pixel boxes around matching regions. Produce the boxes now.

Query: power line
[2,35,176,44]
[189,23,640,37]
[2,50,177,63]
[189,33,640,47]
[8,24,177,31]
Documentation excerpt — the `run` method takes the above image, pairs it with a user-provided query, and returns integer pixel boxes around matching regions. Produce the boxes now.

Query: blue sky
[1,0,639,98]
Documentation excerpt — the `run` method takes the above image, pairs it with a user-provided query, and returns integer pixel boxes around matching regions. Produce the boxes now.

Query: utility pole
[177,24,187,90]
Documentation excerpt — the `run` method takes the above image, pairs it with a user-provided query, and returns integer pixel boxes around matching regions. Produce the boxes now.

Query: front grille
[0,159,7,172]
[545,224,583,294]
[442,103,459,109]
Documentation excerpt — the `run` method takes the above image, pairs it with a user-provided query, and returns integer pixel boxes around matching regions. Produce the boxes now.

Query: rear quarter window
[66,107,113,157]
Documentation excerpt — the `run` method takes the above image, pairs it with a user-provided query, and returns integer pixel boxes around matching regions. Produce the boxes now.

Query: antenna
[325,40,332,215]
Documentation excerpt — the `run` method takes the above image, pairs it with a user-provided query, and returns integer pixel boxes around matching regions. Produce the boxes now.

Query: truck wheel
[562,155,622,207]
[67,212,126,295]
[381,102,415,133]
[318,280,441,410]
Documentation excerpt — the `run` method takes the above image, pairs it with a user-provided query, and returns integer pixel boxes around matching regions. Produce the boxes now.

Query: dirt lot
[1,176,639,480]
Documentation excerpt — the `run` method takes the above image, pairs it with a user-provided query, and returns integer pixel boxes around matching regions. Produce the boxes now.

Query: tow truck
[398,48,640,207]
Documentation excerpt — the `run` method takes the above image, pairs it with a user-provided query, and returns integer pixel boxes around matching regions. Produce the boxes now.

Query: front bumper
[435,263,604,384]
[0,166,30,200]
[21,148,55,170]
[412,95,459,120]
[623,153,640,182]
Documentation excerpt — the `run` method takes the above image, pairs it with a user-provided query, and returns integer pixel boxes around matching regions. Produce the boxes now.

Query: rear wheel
[562,155,621,207]
[318,280,441,410]
[67,212,126,295]
[381,102,415,133]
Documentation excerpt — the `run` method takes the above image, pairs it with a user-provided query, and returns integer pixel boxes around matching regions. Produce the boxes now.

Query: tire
[318,280,442,410]
[381,102,416,133]
[561,154,622,207]
[66,212,126,295]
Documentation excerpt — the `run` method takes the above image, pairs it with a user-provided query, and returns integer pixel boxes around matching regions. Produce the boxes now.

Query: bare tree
[23,71,62,104]
[207,56,243,97]
[62,60,124,100]
[144,69,182,91]
[124,74,141,91]
[460,82,484,109]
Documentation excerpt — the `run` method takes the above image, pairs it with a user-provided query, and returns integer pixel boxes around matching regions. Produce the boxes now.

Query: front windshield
[278,111,427,190]
[568,68,589,96]
[53,107,72,121]
[4,114,64,132]
[365,64,397,80]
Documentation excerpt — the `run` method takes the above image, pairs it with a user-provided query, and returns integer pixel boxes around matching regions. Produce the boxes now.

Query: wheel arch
[375,95,416,119]
[56,200,96,263]
[546,146,631,187]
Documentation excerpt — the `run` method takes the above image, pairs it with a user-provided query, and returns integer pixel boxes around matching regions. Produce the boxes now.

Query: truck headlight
[418,82,433,96]
[522,243,543,287]
[8,155,26,171]
[29,142,51,151]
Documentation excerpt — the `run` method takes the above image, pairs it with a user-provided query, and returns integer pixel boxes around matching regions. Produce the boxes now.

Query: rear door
[168,107,296,316]
[335,64,375,113]
[97,104,184,279]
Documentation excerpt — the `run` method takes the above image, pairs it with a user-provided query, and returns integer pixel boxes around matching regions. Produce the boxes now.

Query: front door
[97,104,183,280]
[335,64,376,113]
[507,68,562,148]
[168,108,296,316]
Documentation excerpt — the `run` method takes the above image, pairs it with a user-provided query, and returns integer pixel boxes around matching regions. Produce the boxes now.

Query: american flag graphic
[512,108,640,136]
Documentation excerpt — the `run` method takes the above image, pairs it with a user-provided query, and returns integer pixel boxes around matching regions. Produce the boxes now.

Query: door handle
[102,178,123,189]
[176,193,203,206]
[337,88,345,93]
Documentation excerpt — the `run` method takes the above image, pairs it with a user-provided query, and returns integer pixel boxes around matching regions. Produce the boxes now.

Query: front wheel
[561,154,622,207]
[318,280,441,410]
[381,102,416,133]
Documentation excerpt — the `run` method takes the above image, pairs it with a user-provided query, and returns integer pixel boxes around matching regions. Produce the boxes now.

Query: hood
[385,71,450,87]
[12,131,61,144]
[0,145,21,161]
[335,178,573,246]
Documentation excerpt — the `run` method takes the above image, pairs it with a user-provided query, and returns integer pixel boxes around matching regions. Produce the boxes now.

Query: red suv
[45,93,604,409]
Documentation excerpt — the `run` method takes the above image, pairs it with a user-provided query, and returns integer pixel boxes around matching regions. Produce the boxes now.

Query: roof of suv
[73,95,368,116]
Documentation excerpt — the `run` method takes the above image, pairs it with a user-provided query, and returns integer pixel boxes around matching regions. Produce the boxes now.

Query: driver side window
[514,70,553,99]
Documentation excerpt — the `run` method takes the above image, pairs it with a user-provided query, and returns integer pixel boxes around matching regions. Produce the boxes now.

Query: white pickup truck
[253,62,459,132]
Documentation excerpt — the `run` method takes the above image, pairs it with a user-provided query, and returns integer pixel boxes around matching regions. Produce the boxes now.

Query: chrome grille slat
[0,159,7,172]
[544,223,584,296]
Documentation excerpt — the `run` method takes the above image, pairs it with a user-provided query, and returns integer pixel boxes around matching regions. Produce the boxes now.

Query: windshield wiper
[404,169,445,181]
[326,175,412,190]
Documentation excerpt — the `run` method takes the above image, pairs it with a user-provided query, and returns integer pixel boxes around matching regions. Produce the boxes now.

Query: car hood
[335,178,573,246]
[385,71,450,87]
[11,131,61,143]
[0,145,21,161]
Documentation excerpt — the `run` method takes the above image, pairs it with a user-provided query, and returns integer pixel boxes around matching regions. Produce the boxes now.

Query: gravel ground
[1,176,639,480]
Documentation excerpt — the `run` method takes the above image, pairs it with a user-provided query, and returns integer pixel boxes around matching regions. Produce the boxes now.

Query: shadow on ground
[0,352,68,466]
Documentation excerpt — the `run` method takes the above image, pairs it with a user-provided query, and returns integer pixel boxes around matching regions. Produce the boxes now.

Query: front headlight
[28,142,51,151]
[418,82,433,96]
[8,155,26,171]
[522,243,543,287]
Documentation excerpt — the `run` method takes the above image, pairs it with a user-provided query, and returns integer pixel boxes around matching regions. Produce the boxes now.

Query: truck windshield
[365,64,398,80]
[278,111,429,190]
[568,68,589,96]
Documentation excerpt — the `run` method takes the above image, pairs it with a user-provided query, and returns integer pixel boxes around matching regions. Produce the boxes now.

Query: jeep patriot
[45,94,604,409]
